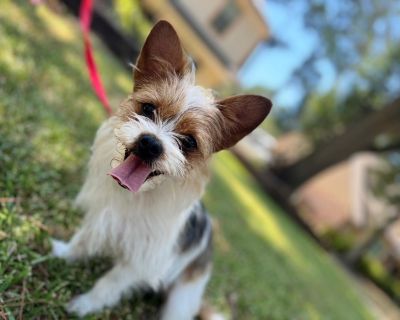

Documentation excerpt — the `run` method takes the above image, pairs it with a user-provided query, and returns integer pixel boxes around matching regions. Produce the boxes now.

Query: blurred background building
[141,0,269,87]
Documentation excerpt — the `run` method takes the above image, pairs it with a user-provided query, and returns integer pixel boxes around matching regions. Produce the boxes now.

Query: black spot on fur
[185,228,213,276]
[179,203,209,253]
[141,287,166,306]
[133,286,166,319]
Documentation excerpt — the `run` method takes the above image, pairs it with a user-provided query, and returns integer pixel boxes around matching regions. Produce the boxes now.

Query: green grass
[0,1,372,319]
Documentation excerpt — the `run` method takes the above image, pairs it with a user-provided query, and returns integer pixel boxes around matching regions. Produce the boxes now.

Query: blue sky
[238,1,322,109]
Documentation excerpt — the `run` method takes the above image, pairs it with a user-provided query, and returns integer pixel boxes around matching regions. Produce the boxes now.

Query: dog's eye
[180,135,197,151]
[141,103,156,119]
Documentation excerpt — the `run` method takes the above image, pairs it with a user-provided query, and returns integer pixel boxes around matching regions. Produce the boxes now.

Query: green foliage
[371,155,400,206]
[322,228,358,254]
[269,1,400,145]
[0,1,371,319]
[358,253,400,303]
[301,91,339,144]
[113,0,152,42]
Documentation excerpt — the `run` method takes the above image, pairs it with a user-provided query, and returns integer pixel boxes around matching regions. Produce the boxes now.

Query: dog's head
[110,21,272,192]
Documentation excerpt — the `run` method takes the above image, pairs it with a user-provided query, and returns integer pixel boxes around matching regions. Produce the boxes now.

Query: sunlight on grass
[115,72,133,92]
[36,6,77,43]
[0,41,31,78]
[305,303,322,320]
[214,157,300,261]
[207,152,372,319]
[32,124,81,169]
[214,152,334,274]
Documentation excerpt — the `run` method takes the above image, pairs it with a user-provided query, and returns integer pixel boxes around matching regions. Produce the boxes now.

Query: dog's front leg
[51,228,91,262]
[67,263,135,317]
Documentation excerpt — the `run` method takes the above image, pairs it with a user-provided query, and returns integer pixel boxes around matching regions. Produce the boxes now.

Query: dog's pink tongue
[109,155,152,192]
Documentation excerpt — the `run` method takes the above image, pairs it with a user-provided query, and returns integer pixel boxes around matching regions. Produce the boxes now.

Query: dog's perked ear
[134,20,189,89]
[214,95,272,152]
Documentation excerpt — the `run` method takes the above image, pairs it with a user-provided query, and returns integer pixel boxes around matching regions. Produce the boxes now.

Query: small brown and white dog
[51,21,271,319]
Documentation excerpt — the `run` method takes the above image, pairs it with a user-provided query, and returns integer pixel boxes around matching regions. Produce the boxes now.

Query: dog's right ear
[134,20,188,89]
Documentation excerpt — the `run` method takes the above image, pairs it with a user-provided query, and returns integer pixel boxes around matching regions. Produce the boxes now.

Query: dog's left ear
[134,20,189,89]
[214,95,272,152]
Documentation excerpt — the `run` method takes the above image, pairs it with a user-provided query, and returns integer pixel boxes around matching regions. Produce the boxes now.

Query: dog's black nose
[134,134,163,162]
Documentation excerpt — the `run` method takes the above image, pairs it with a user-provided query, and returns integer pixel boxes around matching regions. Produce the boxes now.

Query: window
[212,1,240,34]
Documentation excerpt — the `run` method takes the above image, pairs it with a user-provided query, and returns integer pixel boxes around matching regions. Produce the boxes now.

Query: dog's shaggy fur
[51,21,271,319]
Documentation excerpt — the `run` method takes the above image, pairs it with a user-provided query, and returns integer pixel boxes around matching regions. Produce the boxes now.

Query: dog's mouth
[124,149,164,179]
[107,150,164,192]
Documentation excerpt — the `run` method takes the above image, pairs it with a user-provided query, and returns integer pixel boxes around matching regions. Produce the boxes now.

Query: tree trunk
[274,97,400,189]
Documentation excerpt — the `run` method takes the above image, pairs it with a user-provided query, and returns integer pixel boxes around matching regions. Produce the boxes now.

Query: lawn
[0,1,372,319]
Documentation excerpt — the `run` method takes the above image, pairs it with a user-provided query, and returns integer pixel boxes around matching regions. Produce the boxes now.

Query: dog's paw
[50,238,69,258]
[67,293,99,317]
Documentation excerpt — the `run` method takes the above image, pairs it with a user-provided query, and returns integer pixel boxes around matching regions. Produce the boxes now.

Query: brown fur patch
[116,95,136,122]
[134,77,188,120]
[174,107,223,163]
[117,74,193,123]
[215,95,272,151]
[134,21,190,90]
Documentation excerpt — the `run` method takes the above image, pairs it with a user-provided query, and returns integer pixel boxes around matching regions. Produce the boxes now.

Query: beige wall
[180,0,225,22]
[219,14,262,66]
[178,0,268,69]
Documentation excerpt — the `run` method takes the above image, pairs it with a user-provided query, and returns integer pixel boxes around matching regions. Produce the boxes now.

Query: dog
[51,20,272,319]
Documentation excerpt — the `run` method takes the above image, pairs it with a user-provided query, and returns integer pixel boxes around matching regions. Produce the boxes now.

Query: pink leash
[80,0,112,116]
